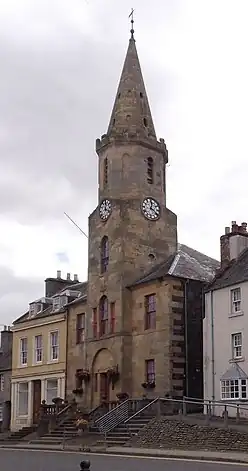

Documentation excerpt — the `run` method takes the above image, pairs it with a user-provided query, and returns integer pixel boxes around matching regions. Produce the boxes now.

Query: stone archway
[91,349,115,407]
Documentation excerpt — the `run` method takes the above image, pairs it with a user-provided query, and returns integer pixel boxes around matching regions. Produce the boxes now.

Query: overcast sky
[0,0,248,325]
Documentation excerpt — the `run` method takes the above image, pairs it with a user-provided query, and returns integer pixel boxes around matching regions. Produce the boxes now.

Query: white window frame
[0,374,4,392]
[232,332,242,359]
[18,382,29,416]
[50,331,59,361]
[34,334,43,364]
[46,378,58,404]
[221,378,248,400]
[20,337,28,366]
[230,287,241,315]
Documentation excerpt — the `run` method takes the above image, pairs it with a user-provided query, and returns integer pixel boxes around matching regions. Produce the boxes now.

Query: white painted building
[204,221,248,417]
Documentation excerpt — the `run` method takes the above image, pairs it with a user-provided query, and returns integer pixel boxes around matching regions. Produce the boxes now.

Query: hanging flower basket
[106,365,120,384]
[141,381,156,389]
[76,369,90,382]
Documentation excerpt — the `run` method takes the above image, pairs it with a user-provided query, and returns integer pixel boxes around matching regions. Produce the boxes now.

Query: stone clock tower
[86,27,177,404]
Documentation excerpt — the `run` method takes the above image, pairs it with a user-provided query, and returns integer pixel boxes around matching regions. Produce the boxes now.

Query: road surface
[0,449,246,470]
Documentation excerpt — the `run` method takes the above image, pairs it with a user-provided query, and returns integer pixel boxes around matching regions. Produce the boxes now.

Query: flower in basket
[141,381,156,389]
[76,369,90,381]
[76,418,89,430]
[107,365,119,384]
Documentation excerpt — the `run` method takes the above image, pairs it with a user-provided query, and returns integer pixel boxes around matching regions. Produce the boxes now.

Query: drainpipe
[184,280,189,397]
[65,308,69,400]
[210,290,215,404]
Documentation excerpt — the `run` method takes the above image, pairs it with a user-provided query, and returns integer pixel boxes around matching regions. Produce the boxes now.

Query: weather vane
[129,8,135,39]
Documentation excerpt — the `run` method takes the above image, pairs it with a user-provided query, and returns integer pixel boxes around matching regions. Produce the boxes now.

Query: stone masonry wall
[129,417,248,452]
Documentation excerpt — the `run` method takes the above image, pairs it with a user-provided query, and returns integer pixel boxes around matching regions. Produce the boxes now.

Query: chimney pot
[67,273,71,281]
[242,222,247,232]
[225,227,230,234]
[74,274,78,282]
[8,326,10,331]
[3,325,7,331]
[57,270,61,279]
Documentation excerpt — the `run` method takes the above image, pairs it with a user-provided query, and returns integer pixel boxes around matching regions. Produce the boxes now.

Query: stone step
[30,438,64,445]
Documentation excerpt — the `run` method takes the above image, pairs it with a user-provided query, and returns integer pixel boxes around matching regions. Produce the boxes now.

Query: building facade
[204,221,248,417]
[10,271,81,431]
[0,326,13,431]
[65,30,219,409]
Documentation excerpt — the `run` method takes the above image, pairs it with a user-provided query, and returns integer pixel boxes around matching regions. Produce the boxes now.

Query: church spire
[107,18,157,140]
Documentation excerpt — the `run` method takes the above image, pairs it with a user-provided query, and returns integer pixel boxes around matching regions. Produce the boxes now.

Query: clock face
[99,199,112,221]
[142,198,161,221]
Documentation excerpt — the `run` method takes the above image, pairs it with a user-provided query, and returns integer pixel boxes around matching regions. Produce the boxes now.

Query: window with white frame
[0,374,4,392]
[221,379,248,400]
[231,288,241,314]
[34,335,43,363]
[20,338,28,366]
[46,379,58,404]
[18,382,29,415]
[232,332,242,359]
[50,331,59,361]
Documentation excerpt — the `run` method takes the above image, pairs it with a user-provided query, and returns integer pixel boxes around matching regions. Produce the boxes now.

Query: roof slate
[13,281,88,325]
[207,247,248,291]
[221,363,248,381]
[131,244,219,287]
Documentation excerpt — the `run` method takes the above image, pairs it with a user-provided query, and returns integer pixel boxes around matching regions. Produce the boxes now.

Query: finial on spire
[129,8,135,39]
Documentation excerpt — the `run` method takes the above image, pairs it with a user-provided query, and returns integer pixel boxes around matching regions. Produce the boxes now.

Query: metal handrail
[160,396,248,412]
[94,398,130,424]
[124,397,159,424]
[57,402,71,417]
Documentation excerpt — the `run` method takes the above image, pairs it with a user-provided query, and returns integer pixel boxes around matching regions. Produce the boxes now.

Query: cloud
[1,0,248,323]
[0,266,43,325]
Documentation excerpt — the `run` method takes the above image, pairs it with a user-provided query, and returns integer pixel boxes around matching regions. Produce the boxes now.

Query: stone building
[0,325,13,431]
[66,30,219,409]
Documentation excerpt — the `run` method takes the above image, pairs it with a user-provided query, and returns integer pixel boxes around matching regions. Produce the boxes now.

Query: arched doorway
[91,348,115,407]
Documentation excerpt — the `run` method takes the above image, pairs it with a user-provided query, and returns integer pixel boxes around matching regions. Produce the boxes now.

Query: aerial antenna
[64,212,88,239]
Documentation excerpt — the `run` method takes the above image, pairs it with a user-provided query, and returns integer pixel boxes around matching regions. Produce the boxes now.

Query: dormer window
[29,302,42,318]
[52,295,68,311]
[53,297,61,311]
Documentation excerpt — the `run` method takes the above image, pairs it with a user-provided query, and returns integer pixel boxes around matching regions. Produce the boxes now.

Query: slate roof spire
[107,17,157,141]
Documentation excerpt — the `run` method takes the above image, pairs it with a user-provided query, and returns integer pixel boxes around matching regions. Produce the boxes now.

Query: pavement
[0,448,247,470]
[0,442,248,465]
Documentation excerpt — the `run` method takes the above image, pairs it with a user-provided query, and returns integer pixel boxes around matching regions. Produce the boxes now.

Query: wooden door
[100,373,109,402]
[33,380,41,424]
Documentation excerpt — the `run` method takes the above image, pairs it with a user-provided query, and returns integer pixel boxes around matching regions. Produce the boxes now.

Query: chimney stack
[57,270,61,279]
[67,273,71,281]
[73,274,78,282]
[220,220,248,268]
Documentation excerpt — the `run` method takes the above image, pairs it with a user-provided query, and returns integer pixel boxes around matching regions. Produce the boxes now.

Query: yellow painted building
[11,271,81,431]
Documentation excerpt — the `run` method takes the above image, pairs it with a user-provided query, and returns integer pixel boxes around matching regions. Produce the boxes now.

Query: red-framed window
[110,302,115,334]
[145,294,156,329]
[76,313,85,344]
[145,359,155,383]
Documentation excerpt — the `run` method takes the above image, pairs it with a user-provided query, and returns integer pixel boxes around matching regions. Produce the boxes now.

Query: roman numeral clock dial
[141,198,161,221]
[99,199,112,221]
